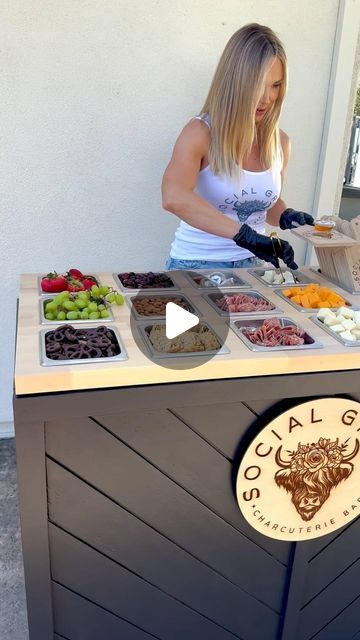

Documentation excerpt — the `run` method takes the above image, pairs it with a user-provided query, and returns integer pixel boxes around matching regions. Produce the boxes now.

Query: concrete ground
[0,438,29,640]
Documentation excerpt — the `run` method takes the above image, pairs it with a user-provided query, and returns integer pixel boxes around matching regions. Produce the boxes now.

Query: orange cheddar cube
[300,295,310,308]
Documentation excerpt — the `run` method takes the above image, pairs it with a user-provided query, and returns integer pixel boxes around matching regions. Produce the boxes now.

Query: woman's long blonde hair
[201,23,288,178]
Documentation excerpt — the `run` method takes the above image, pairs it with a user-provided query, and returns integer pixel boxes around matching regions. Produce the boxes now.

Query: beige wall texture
[0,0,354,428]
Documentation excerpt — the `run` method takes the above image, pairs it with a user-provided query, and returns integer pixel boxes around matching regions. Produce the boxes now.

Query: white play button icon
[165,302,199,339]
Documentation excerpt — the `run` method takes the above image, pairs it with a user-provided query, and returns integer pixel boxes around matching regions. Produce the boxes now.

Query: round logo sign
[236,398,360,541]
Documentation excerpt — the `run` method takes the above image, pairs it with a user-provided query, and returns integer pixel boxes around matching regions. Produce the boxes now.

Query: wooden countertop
[14,269,360,395]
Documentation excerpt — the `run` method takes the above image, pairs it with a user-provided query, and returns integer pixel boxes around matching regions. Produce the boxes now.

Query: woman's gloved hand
[279,208,314,230]
[233,224,298,270]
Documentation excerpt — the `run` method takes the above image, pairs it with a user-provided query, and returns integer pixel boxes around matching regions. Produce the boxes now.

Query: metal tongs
[270,232,300,284]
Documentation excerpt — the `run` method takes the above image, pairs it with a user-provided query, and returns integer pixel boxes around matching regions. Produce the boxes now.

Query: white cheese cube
[336,315,347,324]
[283,271,296,284]
[273,274,283,285]
[342,318,356,331]
[337,306,354,319]
[331,323,346,333]
[263,270,275,284]
[324,314,342,326]
[339,330,356,341]
[351,328,360,339]
[352,311,360,324]
[317,308,333,322]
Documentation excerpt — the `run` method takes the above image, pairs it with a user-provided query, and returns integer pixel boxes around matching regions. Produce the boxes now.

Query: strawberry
[67,268,83,279]
[41,272,68,293]
[67,277,85,292]
[82,277,97,290]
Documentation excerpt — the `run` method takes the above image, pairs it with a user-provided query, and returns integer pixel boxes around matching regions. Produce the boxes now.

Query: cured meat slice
[216,293,275,313]
[241,320,306,347]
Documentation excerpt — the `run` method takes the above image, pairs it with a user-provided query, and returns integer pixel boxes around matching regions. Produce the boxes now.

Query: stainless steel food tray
[126,292,202,321]
[203,290,282,316]
[137,320,230,359]
[184,269,251,290]
[113,272,180,293]
[309,267,360,296]
[229,317,323,351]
[275,289,358,313]
[39,325,128,366]
[247,268,314,288]
[310,315,360,347]
[38,274,99,296]
[40,298,114,324]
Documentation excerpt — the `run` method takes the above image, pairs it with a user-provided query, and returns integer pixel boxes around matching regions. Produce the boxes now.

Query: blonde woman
[162,23,313,271]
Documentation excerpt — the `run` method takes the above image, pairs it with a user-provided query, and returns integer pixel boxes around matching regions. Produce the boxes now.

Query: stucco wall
[0,0,342,426]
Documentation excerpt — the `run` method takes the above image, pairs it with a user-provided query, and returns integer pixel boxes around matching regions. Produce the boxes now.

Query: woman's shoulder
[177,117,211,152]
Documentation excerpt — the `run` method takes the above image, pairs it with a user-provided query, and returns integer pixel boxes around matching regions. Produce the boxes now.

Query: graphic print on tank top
[218,189,279,226]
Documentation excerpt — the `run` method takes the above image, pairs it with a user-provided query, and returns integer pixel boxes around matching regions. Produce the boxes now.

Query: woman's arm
[162,121,239,239]
[266,130,291,226]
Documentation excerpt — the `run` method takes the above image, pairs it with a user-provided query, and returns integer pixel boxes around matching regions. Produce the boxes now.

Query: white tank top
[170,115,282,261]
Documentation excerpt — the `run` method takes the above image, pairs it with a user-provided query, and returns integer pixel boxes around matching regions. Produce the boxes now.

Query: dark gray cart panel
[14,376,360,640]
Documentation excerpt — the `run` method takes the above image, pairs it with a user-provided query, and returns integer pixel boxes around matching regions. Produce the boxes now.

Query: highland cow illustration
[274,437,359,521]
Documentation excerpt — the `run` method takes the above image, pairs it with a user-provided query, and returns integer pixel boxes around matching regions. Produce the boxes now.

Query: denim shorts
[165,257,263,270]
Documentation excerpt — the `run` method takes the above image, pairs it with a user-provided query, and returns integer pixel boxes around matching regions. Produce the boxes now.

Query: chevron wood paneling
[307,595,360,640]
[45,417,286,610]
[92,408,291,565]
[303,518,360,604]
[49,524,241,640]
[170,401,257,459]
[52,582,157,640]
[16,381,360,640]
[299,559,360,639]
[296,514,360,640]
[47,460,279,638]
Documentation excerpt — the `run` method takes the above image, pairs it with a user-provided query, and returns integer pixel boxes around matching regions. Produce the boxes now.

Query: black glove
[233,224,298,270]
[279,208,314,230]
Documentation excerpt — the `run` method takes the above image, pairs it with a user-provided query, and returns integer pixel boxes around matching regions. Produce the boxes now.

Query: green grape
[88,301,98,312]
[54,292,68,304]
[45,301,57,313]
[80,309,89,320]
[97,304,106,311]
[45,312,55,320]
[99,286,110,296]
[63,300,77,311]
[89,311,100,320]
[75,298,87,309]
[77,291,89,300]
[115,294,124,306]
[66,311,79,320]
[105,293,115,304]
[100,309,110,318]
[56,311,66,321]
[91,286,101,298]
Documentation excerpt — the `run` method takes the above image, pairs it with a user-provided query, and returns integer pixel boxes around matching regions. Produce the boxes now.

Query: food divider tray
[113,272,180,293]
[126,292,201,321]
[274,289,358,313]
[247,268,314,288]
[310,315,360,347]
[203,290,282,316]
[39,325,128,366]
[229,317,323,352]
[40,298,114,324]
[137,320,230,359]
[183,269,251,290]
[38,274,99,295]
